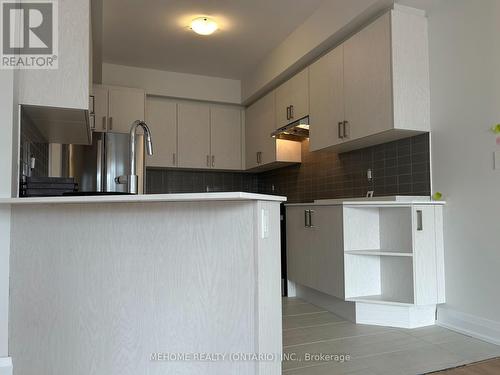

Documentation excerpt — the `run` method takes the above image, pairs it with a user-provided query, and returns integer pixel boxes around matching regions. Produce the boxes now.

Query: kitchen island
[2,193,284,375]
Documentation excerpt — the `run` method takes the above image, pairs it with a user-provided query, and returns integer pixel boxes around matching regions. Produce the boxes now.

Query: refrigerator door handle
[96,138,104,192]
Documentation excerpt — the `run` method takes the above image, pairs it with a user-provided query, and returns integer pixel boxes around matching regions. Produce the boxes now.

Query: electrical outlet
[261,208,269,239]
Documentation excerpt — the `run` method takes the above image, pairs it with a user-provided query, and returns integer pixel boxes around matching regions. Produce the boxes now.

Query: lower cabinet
[286,203,445,306]
[286,205,345,299]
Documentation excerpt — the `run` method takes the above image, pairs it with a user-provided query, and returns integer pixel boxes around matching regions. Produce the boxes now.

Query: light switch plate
[261,208,269,239]
[495,151,500,170]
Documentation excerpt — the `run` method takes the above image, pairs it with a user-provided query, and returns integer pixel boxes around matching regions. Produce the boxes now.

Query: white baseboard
[437,306,500,346]
[356,303,436,329]
[0,357,12,375]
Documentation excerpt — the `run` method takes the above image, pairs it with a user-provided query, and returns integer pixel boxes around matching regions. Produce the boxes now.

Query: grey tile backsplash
[19,114,49,179]
[147,133,431,203]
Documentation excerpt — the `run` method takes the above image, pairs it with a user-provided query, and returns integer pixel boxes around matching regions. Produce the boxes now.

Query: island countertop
[0,192,287,205]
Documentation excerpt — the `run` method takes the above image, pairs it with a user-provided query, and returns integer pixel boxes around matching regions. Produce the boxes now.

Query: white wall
[423,0,500,341]
[0,70,14,368]
[102,63,241,104]
[241,0,392,103]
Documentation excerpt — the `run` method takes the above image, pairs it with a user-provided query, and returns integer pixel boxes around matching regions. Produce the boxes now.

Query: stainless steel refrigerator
[66,132,145,194]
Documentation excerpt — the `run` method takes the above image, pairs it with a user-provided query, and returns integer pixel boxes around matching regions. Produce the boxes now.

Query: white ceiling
[102,0,325,80]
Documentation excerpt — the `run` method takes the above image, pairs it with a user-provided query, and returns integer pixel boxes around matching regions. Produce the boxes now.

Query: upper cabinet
[210,106,243,170]
[146,98,177,168]
[107,87,146,133]
[309,9,430,152]
[177,102,211,169]
[275,69,309,128]
[17,0,91,110]
[91,85,145,133]
[309,46,345,151]
[246,92,301,171]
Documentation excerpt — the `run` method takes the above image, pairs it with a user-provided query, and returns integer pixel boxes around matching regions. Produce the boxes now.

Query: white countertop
[286,196,445,206]
[0,192,287,205]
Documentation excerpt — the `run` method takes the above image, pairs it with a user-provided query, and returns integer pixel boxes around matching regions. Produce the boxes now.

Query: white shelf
[345,250,413,257]
[346,294,414,306]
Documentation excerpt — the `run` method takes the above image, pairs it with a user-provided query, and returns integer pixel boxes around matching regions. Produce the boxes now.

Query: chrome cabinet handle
[102,116,107,131]
[417,210,423,231]
[212,155,215,168]
[290,105,294,119]
[206,155,210,167]
[286,106,290,120]
[304,210,309,227]
[343,120,350,139]
[109,117,113,130]
[338,122,344,139]
[309,210,315,227]
[257,151,262,164]
[89,115,95,130]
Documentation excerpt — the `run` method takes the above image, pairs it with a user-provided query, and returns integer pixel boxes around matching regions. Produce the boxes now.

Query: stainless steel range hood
[271,116,309,141]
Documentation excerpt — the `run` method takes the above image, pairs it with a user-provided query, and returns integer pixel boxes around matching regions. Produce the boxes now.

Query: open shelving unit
[343,206,415,305]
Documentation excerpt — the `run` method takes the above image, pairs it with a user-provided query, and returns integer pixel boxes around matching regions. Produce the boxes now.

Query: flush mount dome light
[190,17,218,35]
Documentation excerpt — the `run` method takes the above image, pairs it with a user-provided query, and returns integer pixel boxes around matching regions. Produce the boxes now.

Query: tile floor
[282,298,500,375]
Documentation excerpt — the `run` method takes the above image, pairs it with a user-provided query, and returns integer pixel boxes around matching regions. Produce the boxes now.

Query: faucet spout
[128,120,153,194]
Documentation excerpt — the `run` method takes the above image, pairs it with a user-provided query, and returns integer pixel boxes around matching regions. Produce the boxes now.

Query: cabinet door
[177,102,210,169]
[309,206,345,299]
[145,98,177,168]
[108,88,145,133]
[413,205,438,306]
[286,207,314,288]
[210,106,242,170]
[245,92,277,169]
[275,69,309,128]
[92,86,109,132]
[309,46,345,151]
[344,13,392,141]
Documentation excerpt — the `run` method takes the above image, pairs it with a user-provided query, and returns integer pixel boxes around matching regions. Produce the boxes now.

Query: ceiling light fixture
[190,17,218,36]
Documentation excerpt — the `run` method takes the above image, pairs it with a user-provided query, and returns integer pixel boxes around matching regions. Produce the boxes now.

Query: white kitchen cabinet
[108,87,146,133]
[91,86,109,132]
[146,98,177,168]
[287,206,344,299]
[245,92,301,171]
[286,201,445,328]
[177,102,211,169]
[343,12,393,142]
[275,69,309,128]
[17,0,91,110]
[309,9,430,152]
[309,45,345,151]
[91,85,145,134]
[210,106,243,170]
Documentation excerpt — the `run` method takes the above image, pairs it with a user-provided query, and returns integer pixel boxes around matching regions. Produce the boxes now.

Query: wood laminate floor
[282,298,500,375]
